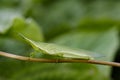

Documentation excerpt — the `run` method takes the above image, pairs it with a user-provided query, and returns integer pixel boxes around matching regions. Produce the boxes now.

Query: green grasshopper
[21,35,96,60]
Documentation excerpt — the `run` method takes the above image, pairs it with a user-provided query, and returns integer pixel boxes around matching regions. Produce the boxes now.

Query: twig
[0,51,120,67]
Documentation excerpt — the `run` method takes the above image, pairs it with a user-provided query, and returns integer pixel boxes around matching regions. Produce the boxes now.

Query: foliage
[0,0,120,80]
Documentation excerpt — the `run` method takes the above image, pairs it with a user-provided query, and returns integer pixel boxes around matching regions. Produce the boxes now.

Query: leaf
[11,63,105,80]
[0,37,30,56]
[9,17,44,41]
[0,9,21,34]
[22,0,120,40]
[51,27,119,79]
[0,0,20,8]
[0,8,44,41]
[0,37,31,78]
[0,11,44,78]
[22,0,85,40]
[52,27,119,61]
[21,35,95,60]
[77,18,120,31]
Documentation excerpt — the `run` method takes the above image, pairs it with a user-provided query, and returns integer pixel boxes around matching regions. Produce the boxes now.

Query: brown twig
[0,51,120,67]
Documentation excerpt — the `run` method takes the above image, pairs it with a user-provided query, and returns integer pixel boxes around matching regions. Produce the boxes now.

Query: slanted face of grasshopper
[21,35,95,60]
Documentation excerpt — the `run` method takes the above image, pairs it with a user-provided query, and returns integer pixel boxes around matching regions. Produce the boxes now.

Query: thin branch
[0,51,120,67]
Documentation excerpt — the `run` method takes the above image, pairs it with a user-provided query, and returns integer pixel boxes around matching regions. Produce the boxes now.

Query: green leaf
[0,9,21,34]
[77,18,120,31]
[0,0,20,8]
[21,0,120,43]
[11,63,106,80]
[0,8,44,79]
[22,0,85,40]
[51,27,119,79]
[21,35,96,60]
[9,17,44,41]
[0,37,31,78]
[0,37,30,55]
[52,27,119,61]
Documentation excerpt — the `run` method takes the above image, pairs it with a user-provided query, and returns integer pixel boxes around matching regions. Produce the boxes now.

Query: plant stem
[0,51,120,67]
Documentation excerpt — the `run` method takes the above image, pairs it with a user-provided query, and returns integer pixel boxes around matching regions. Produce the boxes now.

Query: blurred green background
[0,0,120,80]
